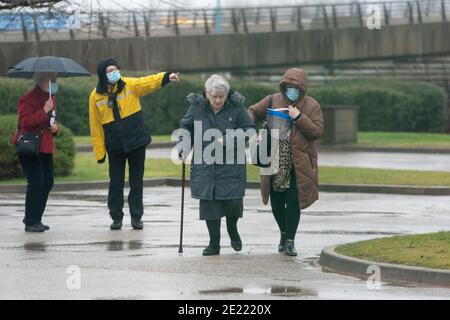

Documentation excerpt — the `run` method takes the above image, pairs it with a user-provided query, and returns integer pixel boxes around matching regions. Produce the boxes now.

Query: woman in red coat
[12,72,60,233]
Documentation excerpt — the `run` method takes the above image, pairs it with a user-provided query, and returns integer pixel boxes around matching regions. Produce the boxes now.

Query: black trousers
[19,153,54,227]
[269,172,301,240]
[108,146,146,222]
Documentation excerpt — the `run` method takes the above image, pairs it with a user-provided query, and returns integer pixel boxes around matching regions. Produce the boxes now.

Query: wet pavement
[1,187,450,300]
[147,148,450,172]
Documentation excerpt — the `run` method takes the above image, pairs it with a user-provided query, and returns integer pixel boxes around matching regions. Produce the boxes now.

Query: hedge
[0,114,75,180]
[0,76,447,136]
[310,79,448,132]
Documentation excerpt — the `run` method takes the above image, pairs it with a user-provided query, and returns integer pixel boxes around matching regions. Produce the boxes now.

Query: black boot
[285,240,298,257]
[205,220,221,256]
[203,246,221,256]
[131,218,144,230]
[231,238,242,252]
[110,220,123,230]
[25,224,45,233]
[278,232,287,253]
[39,223,50,231]
[227,217,242,252]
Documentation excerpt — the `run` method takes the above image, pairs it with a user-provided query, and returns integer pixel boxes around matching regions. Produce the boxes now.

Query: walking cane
[178,160,186,254]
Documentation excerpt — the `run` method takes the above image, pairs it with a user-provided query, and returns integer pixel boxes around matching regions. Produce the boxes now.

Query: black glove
[162,72,173,87]
[98,156,106,164]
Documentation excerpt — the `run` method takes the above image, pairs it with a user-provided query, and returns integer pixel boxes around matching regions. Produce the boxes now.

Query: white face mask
[107,70,121,84]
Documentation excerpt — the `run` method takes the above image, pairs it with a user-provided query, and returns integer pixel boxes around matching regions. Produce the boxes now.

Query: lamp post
[215,0,222,34]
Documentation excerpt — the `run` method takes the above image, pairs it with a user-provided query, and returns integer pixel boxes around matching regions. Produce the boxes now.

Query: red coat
[12,86,59,154]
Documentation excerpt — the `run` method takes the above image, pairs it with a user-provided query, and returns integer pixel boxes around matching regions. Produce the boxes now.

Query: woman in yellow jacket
[89,58,180,230]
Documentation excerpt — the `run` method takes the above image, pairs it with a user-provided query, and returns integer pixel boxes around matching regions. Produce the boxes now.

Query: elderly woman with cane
[178,75,255,256]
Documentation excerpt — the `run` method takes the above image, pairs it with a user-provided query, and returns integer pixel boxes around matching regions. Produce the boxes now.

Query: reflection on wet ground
[22,240,146,252]
[199,286,316,297]
[24,242,47,252]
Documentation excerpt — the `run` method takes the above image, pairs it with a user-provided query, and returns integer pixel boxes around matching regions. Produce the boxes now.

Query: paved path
[1,187,450,300]
[146,148,450,172]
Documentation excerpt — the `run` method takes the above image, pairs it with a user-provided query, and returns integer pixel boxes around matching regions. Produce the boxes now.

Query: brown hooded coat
[248,68,324,210]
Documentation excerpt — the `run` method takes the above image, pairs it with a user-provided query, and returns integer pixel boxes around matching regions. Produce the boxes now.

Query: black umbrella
[6,56,91,78]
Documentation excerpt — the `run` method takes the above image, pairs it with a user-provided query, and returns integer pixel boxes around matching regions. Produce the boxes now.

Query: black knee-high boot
[226,216,242,252]
[204,220,221,256]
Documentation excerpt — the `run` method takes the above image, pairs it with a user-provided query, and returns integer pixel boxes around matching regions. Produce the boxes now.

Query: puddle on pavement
[107,240,144,251]
[21,240,145,252]
[199,286,316,297]
[51,194,107,203]
[24,242,47,251]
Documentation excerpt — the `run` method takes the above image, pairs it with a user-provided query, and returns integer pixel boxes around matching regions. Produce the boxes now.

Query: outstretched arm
[132,72,181,97]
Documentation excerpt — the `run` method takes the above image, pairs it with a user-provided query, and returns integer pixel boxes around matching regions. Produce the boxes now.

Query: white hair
[33,72,56,85]
[205,74,230,96]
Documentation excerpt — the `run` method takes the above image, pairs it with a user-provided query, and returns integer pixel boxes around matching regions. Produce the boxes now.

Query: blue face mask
[44,82,58,95]
[107,70,121,84]
[285,87,300,102]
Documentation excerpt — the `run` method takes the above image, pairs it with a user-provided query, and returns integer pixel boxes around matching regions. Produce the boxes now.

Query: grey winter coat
[178,91,255,201]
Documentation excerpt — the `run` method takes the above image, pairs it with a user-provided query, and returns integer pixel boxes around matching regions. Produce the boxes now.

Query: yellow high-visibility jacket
[89,72,167,162]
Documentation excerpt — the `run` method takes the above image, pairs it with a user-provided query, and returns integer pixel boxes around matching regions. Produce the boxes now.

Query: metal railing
[0,0,449,42]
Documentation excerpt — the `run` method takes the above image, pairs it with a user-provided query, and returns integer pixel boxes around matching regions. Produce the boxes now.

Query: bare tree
[0,1,63,10]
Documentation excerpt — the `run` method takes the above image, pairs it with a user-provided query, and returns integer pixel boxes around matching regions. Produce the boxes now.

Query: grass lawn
[358,132,450,149]
[74,135,172,146]
[319,167,450,186]
[3,154,450,187]
[336,232,450,270]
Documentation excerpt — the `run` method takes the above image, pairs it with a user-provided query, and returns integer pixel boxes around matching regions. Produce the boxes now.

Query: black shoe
[110,221,123,230]
[230,237,242,252]
[203,246,220,256]
[278,232,287,253]
[284,240,298,257]
[131,219,144,230]
[25,224,45,233]
[39,223,50,231]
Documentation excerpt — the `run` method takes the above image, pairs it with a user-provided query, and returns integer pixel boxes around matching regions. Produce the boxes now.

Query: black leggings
[269,173,301,240]
[19,153,54,227]
[206,217,240,248]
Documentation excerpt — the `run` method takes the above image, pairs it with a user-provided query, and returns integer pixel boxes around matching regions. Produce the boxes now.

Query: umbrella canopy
[6,56,91,78]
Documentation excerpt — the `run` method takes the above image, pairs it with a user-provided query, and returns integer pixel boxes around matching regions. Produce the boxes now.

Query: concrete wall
[321,105,359,145]
[1,22,450,75]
